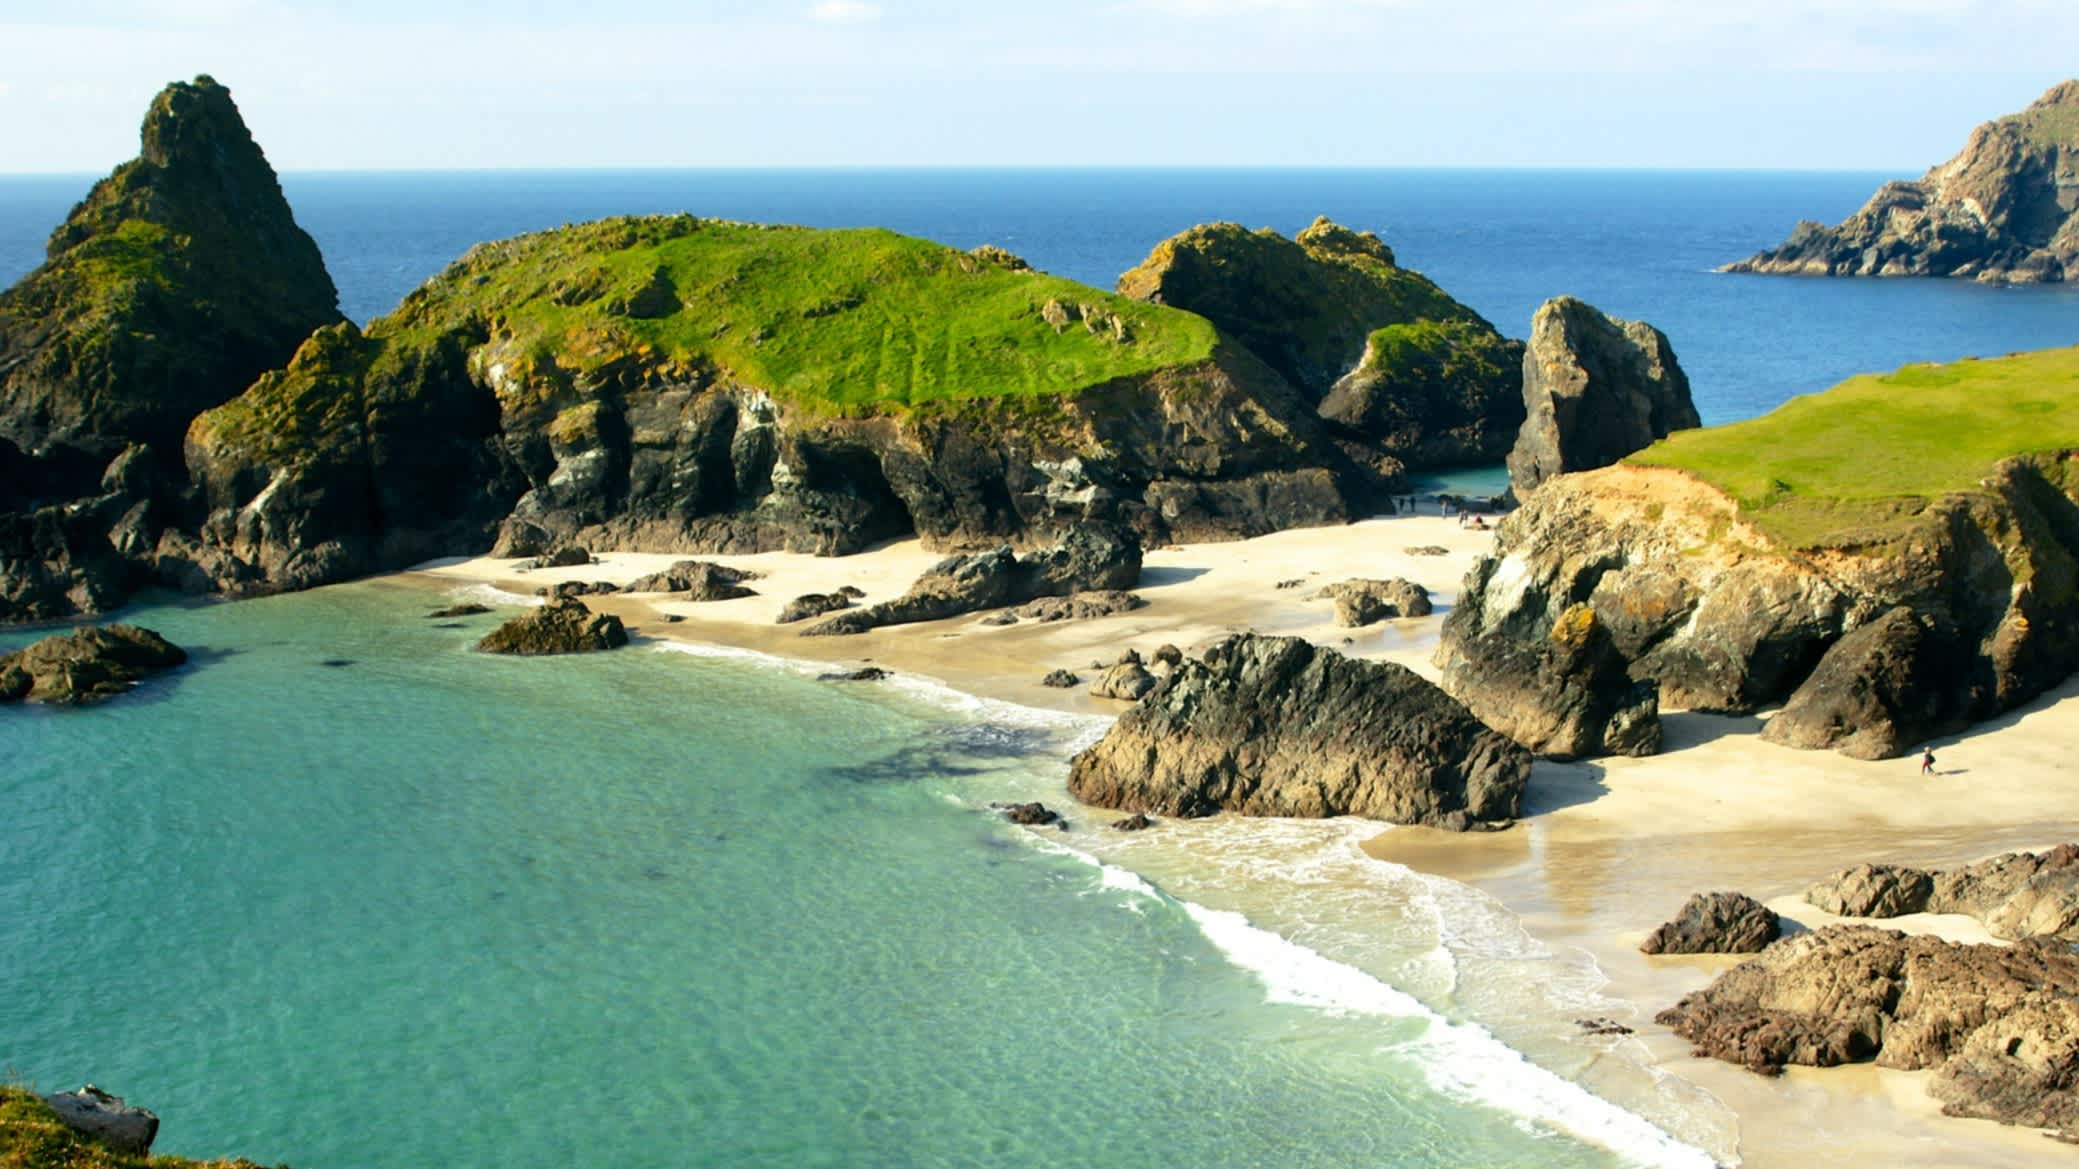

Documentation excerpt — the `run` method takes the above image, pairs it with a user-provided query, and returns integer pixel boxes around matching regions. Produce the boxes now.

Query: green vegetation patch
[0,1087,279,1168]
[377,216,1218,412]
[1630,347,2079,549]
[1360,317,1516,385]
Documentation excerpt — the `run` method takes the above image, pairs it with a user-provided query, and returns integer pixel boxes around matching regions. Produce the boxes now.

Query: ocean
[3,169,2075,1168]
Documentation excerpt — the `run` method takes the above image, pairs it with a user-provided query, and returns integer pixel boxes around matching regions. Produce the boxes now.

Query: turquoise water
[0,582,1719,1168]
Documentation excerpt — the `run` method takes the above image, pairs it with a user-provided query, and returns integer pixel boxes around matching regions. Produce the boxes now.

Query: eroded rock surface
[0,624,186,705]
[1806,846,2079,941]
[1315,577,1431,626]
[476,597,628,655]
[1068,633,1527,830]
[1641,891,1781,955]
[1505,296,1697,497]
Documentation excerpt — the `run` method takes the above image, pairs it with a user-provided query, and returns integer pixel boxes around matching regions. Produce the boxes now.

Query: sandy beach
[410,513,2079,1168]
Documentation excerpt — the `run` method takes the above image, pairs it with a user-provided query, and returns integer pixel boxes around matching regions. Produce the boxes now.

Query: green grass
[0,1087,278,1169]
[376,216,1219,413]
[1629,346,2079,549]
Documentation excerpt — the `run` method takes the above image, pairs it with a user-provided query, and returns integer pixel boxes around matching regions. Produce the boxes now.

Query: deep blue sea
[3,169,2075,1169]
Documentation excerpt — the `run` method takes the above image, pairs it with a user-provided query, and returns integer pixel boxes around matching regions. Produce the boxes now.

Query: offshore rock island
[1726,79,2079,283]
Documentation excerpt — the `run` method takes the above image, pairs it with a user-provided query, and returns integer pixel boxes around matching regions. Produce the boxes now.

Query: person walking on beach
[1921,746,1937,776]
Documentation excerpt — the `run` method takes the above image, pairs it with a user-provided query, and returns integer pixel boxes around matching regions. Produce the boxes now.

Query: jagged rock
[1505,296,1697,497]
[777,589,861,624]
[1439,599,1661,759]
[1760,606,1971,759]
[1040,669,1080,688]
[427,602,491,618]
[40,1085,159,1155]
[1659,925,2079,1132]
[1726,80,2079,284]
[1091,658,1159,701]
[476,597,627,655]
[804,522,1140,636]
[0,624,186,705]
[1807,846,2079,941]
[623,559,760,601]
[992,801,1066,829]
[1315,577,1432,626]
[1119,217,1525,470]
[1641,891,1781,955]
[1806,862,1935,918]
[1111,812,1155,831]
[0,77,343,622]
[532,546,595,569]
[1011,590,1145,623]
[1069,633,1528,830]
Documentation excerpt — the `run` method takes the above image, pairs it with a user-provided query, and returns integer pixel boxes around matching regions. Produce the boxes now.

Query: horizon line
[0,162,1912,179]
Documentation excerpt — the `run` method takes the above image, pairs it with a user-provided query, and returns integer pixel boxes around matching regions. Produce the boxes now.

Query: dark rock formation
[1442,451,2079,758]
[1068,633,1528,830]
[1315,577,1432,626]
[530,546,594,569]
[1009,590,1144,623]
[1640,891,1781,955]
[0,77,343,622]
[623,559,760,600]
[1040,668,1080,688]
[776,587,863,624]
[1806,846,2079,941]
[39,1085,159,1156]
[1658,925,2079,1132]
[804,522,1139,635]
[0,624,186,705]
[992,801,1066,829]
[1111,812,1156,831]
[1505,296,1697,497]
[820,666,890,682]
[1439,598,1662,760]
[1119,217,1525,472]
[1151,644,1183,668]
[428,602,491,618]
[1726,80,2079,284]
[542,580,617,598]
[476,597,628,655]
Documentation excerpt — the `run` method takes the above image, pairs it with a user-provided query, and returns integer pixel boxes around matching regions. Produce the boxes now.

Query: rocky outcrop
[1640,891,1781,955]
[1438,597,1662,760]
[476,597,628,655]
[1505,296,1698,497]
[1440,449,2079,759]
[992,801,1066,829]
[776,587,864,624]
[38,1085,159,1156]
[1314,577,1431,626]
[1090,651,1159,701]
[1068,633,1528,830]
[0,624,186,705]
[1119,217,1525,472]
[623,559,760,600]
[1040,668,1080,688]
[1806,846,2079,941]
[804,522,1139,635]
[1726,81,2079,284]
[1005,590,1144,623]
[0,77,343,622]
[1658,925,2079,1132]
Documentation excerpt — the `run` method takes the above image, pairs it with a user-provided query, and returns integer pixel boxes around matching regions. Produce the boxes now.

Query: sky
[1,0,2075,173]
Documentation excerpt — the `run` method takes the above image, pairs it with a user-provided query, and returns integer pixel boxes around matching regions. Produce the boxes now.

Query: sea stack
[1505,296,1697,498]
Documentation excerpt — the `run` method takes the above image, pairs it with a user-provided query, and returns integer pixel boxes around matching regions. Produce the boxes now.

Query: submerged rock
[1069,633,1527,830]
[476,597,628,655]
[1505,296,1697,498]
[0,624,186,705]
[1641,891,1781,955]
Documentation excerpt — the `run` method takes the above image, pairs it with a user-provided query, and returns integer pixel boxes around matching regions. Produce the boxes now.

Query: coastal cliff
[1118,217,1525,472]
[1725,79,2079,283]
[1441,346,2079,759]
[0,76,342,621]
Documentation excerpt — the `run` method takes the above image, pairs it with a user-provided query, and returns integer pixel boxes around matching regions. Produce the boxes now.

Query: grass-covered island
[1630,345,2079,550]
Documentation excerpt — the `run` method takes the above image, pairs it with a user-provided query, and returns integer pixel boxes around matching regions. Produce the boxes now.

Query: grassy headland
[1630,346,2079,548]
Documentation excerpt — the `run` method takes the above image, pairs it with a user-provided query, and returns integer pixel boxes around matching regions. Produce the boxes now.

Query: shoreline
[407,513,2079,1168]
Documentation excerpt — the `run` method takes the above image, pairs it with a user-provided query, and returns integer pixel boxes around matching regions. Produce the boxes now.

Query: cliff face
[1118,217,1525,471]
[1726,80,2079,284]
[0,76,343,622]
[183,216,1368,596]
[1438,455,2079,759]
[1505,296,1698,498]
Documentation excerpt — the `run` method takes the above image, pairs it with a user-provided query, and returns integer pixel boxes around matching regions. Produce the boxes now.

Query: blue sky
[1,0,2073,173]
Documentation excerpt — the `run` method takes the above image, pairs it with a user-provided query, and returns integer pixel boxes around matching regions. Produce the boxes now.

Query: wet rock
[476,597,628,655]
[1069,632,1528,830]
[1315,577,1432,626]
[1576,1018,1634,1037]
[820,666,890,682]
[427,602,491,618]
[0,624,186,705]
[1111,812,1156,831]
[992,801,1067,829]
[1641,891,1781,955]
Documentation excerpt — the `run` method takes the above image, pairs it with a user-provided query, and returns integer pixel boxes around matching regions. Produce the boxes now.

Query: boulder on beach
[624,559,761,601]
[476,596,628,655]
[1805,846,2079,941]
[1314,577,1431,626]
[805,521,1139,636]
[1640,891,1781,955]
